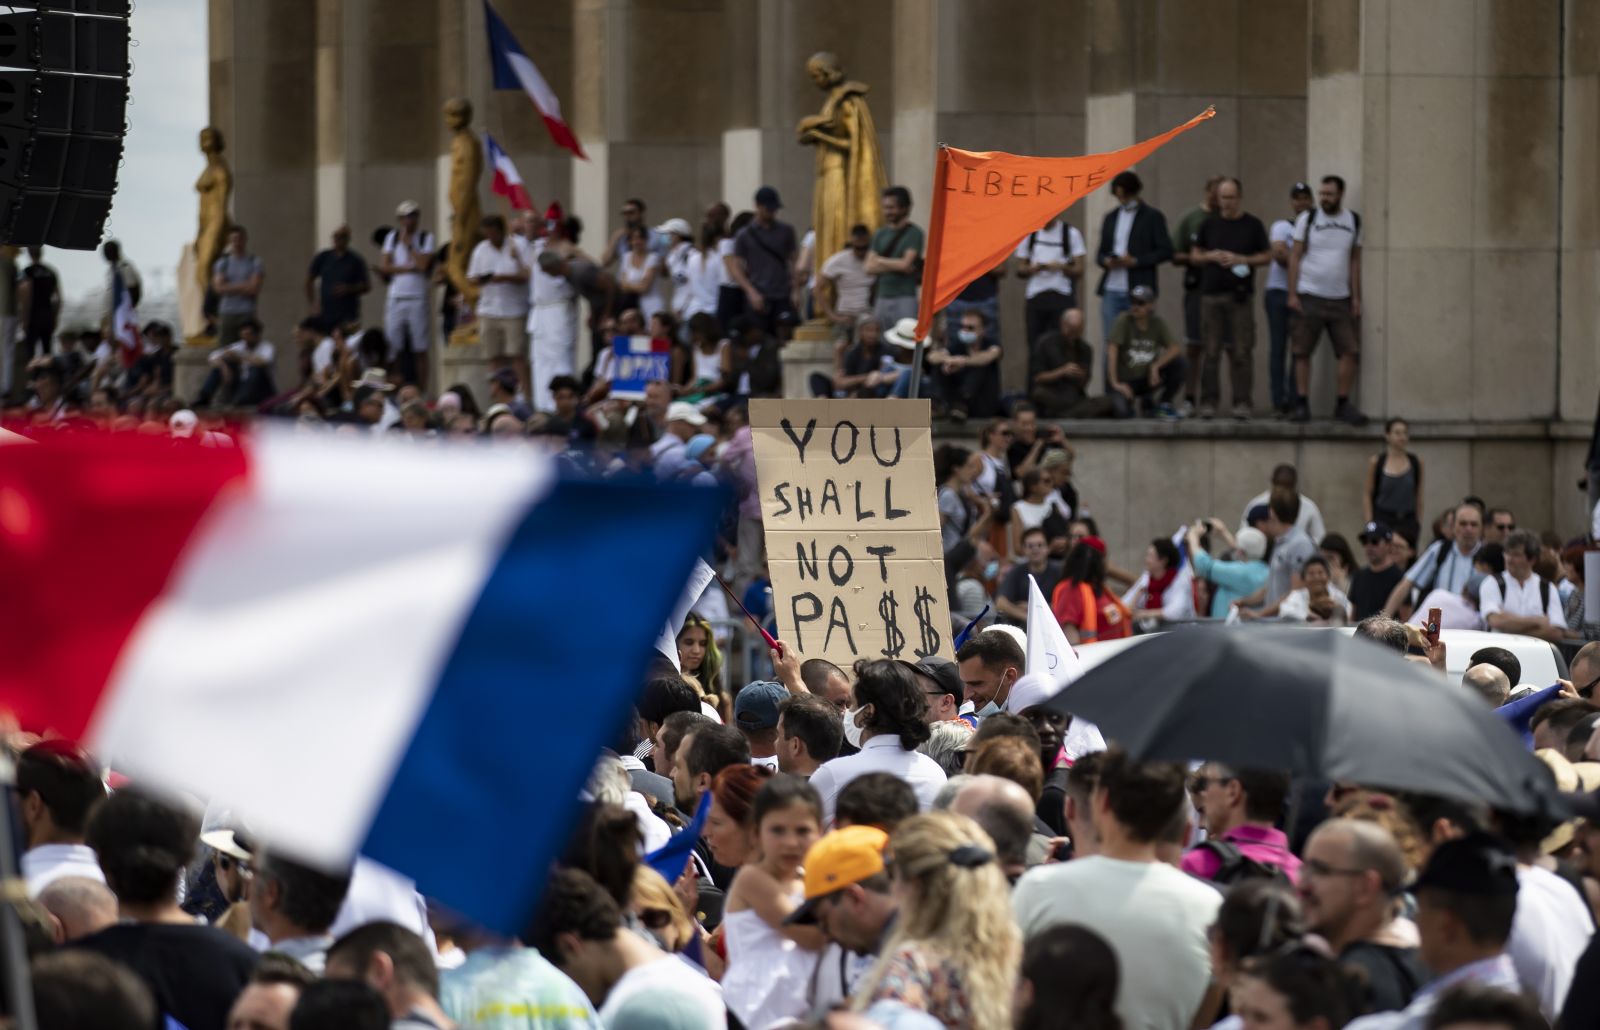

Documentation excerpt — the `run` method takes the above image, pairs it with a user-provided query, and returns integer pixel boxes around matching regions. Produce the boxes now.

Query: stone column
[1084,0,1308,410]
[570,0,727,254]
[1307,0,1563,424]
[889,0,1089,387]
[203,0,318,398]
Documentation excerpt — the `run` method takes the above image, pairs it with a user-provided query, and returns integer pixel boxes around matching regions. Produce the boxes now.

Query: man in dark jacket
[1095,171,1173,355]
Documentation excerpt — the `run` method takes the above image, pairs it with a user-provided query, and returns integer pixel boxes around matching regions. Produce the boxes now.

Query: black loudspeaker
[0,6,127,248]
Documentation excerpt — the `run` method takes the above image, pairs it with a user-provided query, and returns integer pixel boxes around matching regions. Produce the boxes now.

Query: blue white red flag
[0,430,723,932]
[484,1,586,159]
[485,133,533,211]
[112,268,140,369]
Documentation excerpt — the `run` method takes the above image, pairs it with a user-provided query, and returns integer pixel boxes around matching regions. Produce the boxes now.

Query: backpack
[1300,209,1361,251]
[1196,837,1292,887]
[868,224,923,303]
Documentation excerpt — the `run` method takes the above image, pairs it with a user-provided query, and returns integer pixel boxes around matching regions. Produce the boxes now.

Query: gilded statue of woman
[444,97,483,309]
[194,126,232,291]
[796,52,886,279]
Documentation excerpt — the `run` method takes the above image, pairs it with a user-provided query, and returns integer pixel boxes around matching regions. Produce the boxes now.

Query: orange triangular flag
[914,107,1216,338]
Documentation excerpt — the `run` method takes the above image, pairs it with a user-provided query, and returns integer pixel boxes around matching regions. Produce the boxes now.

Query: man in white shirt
[1481,530,1568,642]
[1013,749,1221,1030]
[1237,463,1326,542]
[196,318,276,409]
[467,214,532,398]
[818,224,876,342]
[1014,214,1086,345]
[1265,183,1314,415]
[379,200,436,391]
[531,868,723,1027]
[810,661,948,823]
[1383,503,1484,619]
[16,741,106,896]
[250,851,354,975]
[1289,174,1365,425]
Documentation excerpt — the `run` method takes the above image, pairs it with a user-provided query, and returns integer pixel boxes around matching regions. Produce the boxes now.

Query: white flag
[655,558,717,672]
[1026,574,1084,690]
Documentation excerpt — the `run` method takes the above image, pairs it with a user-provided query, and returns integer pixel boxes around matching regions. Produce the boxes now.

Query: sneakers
[1232,403,1251,421]
[1336,400,1369,426]
[1290,401,1311,423]
[1155,403,1182,421]
[1177,399,1196,418]
[1198,403,1216,420]
[947,406,968,423]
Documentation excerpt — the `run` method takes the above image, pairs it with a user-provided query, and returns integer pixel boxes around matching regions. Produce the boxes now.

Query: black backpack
[1196,837,1292,887]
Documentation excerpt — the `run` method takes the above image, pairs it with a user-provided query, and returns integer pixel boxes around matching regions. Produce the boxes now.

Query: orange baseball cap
[785,825,890,925]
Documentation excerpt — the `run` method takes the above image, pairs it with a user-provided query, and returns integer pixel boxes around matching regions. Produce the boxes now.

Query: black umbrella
[1044,627,1558,816]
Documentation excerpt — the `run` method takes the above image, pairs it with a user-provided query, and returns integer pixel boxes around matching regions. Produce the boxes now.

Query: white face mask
[843,706,866,748]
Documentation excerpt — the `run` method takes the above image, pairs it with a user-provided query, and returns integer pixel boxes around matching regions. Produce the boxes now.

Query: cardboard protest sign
[750,399,953,669]
[609,335,672,399]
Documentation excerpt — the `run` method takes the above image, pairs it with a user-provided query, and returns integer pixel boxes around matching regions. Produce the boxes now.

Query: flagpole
[0,750,39,1030]
[909,146,953,400]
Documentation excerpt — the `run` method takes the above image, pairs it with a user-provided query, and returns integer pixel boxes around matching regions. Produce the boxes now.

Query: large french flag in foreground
[0,431,721,932]
[485,0,586,160]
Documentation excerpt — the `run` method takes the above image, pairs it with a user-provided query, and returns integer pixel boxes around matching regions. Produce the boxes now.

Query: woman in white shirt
[678,224,726,324]
[618,226,663,319]
[1009,469,1072,558]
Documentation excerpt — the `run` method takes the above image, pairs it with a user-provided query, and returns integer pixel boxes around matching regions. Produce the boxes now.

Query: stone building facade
[209,0,1600,558]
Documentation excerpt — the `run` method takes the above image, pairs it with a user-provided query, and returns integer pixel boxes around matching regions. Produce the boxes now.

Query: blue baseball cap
[735,680,789,731]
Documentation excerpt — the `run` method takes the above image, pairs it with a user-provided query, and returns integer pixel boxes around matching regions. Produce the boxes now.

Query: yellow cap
[785,825,890,925]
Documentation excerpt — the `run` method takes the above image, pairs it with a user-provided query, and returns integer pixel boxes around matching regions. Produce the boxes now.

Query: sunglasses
[1579,671,1600,700]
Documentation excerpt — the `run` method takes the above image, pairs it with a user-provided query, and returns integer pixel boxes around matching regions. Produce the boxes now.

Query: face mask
[983,560,1000,579]
[976,700,1001,720]
[957,329,980,345]
[843,706,866,748]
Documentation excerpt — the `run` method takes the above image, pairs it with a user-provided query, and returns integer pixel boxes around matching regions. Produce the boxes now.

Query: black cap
[1246,504,1271,527]
[1413,833,1519,897]
[755,185,783,210]
[1291,181,1312,196]
[899,656,963,701]
[1359,521,1393,543]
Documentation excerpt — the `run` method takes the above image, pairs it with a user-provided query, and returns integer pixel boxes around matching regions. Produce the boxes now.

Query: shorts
[478,316,528,360]
[1291,295,1359,358]
[385,295,431,354]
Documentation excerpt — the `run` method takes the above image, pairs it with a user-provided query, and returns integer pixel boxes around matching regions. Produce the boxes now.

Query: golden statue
[444,97,483,310]
[194,126,232,291]
[797,52,887,280]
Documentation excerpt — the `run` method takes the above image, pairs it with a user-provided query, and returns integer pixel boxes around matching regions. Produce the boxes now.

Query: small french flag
[0,430,722,931]
[484,0,586,160]
[486,133,533,211]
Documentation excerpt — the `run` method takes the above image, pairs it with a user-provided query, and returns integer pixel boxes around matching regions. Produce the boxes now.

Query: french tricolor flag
[0,430,721,931]
[486,133,533,211]
[485,0,586,160]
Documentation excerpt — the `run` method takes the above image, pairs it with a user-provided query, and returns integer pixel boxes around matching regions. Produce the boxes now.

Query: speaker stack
[0,0,129,249]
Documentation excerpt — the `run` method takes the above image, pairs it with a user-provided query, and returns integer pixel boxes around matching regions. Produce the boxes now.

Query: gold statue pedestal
[173,345,213,402]
[176,243,214,346]
[781,319,838,400]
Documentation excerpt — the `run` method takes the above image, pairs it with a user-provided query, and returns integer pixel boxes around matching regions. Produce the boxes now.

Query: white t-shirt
[21,843,105,897]
[598,955,724,1028]
[1238,490,1326,542]
[680,249,724,320]
[1277,585,1353,622]
[1509,864,1592,1019]
[809,735,948,825]
[665,241,694,318]
[619,251,664,318]
[467,237,532,319]
[1265,218,1295,292]
[208,338,276,365]
[1479,573,1567,628]
[1013,857,1222,1030]
[820,248,875,316]
[1015,222,1087,299]
[1292,207,1360,299]
[382,231,436,301]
